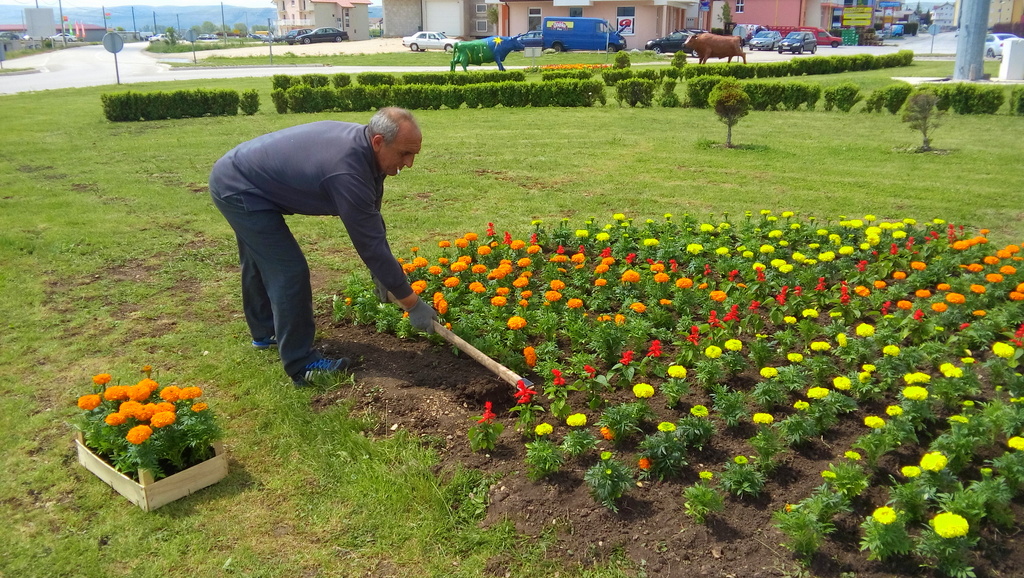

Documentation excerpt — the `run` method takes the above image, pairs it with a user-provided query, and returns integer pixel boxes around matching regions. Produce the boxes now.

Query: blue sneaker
[252,336,278,350]
[293,357,351,385]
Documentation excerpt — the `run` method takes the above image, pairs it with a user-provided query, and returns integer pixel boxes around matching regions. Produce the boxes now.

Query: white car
[402,31,455,52]
[149,34,167,42]
[985,33,1019,58]
[49,33,77,42]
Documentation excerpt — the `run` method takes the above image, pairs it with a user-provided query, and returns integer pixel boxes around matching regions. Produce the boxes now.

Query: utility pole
[954,0,992,80]
[131,7,137,38]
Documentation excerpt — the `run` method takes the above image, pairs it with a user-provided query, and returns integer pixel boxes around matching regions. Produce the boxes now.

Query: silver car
[747,30,782,51]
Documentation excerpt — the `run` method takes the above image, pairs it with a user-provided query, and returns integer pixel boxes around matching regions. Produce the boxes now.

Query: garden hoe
[387,292,533,391]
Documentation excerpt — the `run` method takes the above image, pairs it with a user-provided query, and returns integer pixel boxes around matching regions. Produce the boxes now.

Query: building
[989,0,1024,31]
[932,1,955,31]
[274,0,373,40]
[489,0,704,43]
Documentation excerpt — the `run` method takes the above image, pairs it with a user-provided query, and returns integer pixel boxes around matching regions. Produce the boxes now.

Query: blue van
[541,17,627,52]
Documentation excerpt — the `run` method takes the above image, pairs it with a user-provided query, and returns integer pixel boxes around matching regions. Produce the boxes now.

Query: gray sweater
[209,121,413,300]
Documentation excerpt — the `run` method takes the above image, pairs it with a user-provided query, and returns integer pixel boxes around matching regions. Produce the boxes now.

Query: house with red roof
[273,0,374,40]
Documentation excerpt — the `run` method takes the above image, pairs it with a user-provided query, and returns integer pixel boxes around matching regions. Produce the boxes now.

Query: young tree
[721,2,733,25]
[709,80,750,148]
[902,90,944,152]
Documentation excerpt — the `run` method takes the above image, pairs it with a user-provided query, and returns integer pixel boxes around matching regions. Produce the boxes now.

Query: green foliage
[685,74,726,108]
[601,68,633,86]
[357,72,397,86]
[676,414,716,450]
[719,456,766,498]
[540,69,593,81]
[860,511,914,561]
[467,408,504,452]
[584,452,634,512]
[299,73,330,87]
[711,386,749,427]
[749,426,787,473]
[773,486,846,564]
[931,83,1006,114]
[613,50,631,69]
[822,461,869,499]
[614,78,656,108]
[559,429,598,457]
[709,79,751,140]
[863,82,912,114]
[100,89,240,122]
[637,429,688,480]
[671,50,687,68]
[1011,86,1024,115]
[683,480,725,523]
[823,81,863,112]
[524,438,564,480]
[596,401,653,445]
[271,74,293,90]
[239,89,260,115]
[331,73,352,88]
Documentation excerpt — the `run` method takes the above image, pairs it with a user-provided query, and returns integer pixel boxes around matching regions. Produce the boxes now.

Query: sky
[12,0,378,7]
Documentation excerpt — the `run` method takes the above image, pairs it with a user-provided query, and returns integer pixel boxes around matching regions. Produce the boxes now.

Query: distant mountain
[0,4,381,33]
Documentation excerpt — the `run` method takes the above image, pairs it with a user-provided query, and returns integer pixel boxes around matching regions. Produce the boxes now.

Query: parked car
[295,27,348,44]
[282,29,312,45]
[541,17,626,52]
[148,33,167,42]
[730,24,763,46]
[644,30,693,54]
[199,34,219,41]
[401,31,455,52]
[778,31,816,54]
[985,33,1019,58]
[747,30,782,51]
[519,30,543,48]
[48,33,77,42]
[771,26,841,48]
[0,32,27,41]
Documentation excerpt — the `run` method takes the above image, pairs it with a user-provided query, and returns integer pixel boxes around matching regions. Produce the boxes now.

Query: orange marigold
[1000,265,1017,275]
[550,279,566,291]
[495,287,510,296]
[450,262,468,273]
[931,302,949,313]
[545,290,563,302]
[972,310,986,317]
[521,290,533,299]
[517,258,532,268]
[507,316,527,330]
[653,272,670,283]
[104,385,130,401]
[412,257,429,268]
[594,263,610,274]
[471,264,488,274]
[601,257,616,266]
[437,299,449,315]
[443,277,460,288]
[896,300,913,310]
[411,280,428,294]
[983,255,1000,265]
[126,425,153,445]
[179,386,203,400]
[873,280,888,289]
[191,402,209,412]
[428,266,443,276]
[119,400,143,418]
[77,394,102,411]
[594,278,608,287]
[651,263,666,273]
[910,261,927,271]
[519,299,529,307]
[614,314,626,325]
[945,292,966,304]
[155,401,175,413]
[969,284,986,294]
[150,411,177,428]
[549,254,569,263]
[127,385,150,402]
[438,258,450,265]
[915,289,932,298]
[526,245,542,254]
[709,290,727,302]
[464,232,478,241]
[621,270,641,283]
[468,282,486,293]
[138,378,159,393]
[966,263,984,273]
[676,277,694,289]
[698,282,709,290]
[630,302,647,313]
[638,457,652,470]
[402,263,416,274]
[454,238,469,249]
[477,245,492,256]
[104,412,127,426]
[893,271,907,280]
[986,273,1004,283]
[510,240,526,250]
[659,298,673,306]
[1009,292,1024,301]
[570,253,586,264]
[513,276,530,288]
[523,346,537,368]
[491,296,507,307]
[93,373,113,385]
[996,249,1012,259]
[855,286,871,297]
[438,240,452,248]
[600,426,615,440]
[567,298,584,309]
[135,403,157,422]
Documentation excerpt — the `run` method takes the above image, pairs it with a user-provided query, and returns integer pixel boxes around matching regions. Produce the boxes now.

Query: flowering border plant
[75,368,221,482]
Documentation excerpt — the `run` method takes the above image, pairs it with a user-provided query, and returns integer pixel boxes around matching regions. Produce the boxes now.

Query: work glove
[408,299,438,334]
[371,275,389,303]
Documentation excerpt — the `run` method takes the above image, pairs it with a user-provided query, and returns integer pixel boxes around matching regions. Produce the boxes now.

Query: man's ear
[370,133,385,151]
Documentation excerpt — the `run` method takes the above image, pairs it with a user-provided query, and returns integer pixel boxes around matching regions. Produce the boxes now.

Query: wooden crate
[74,432,228,512]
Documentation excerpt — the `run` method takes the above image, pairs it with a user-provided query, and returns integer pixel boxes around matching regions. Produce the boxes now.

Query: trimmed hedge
[686,75,727,108]
[100,89,240,122]
[541,69,594,81]
[929,83,1006,114]
[684,50,914,80]
[614,78,656,107]
[1012,86,1024,115]
[823,82,863,112]
[274,71,525,91]
[239,89,260,115]
[863,83,913,114]
[738,81,820,111]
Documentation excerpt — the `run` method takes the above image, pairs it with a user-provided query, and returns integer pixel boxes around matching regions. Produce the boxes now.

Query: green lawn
[1,60,1021,577]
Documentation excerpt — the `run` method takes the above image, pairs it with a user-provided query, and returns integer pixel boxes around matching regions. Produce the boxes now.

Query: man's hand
[371,275,388,303]
[408,299,438,333]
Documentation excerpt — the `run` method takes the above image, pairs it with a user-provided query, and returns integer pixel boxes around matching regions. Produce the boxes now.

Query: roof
[0,23,106,32]
[311,0,373,6]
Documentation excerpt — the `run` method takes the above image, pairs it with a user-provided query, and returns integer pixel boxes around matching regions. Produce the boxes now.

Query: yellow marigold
[179,386,203,400]
[793,400,810,411]
[901,465,921,477]
[507,316,527,330]
[658,422,676,432]
[566,413,587,427]
[886,405,904,416]
[534,423,553,436]
[667,365,687,379]
[77,394,102,411]
[807,387,829,399]
[855,323,875,338]
[810,341,832,352]
[566,298,584,309]
[191,402,209,412]
[621,270,641,283]
[705,346,722,359]
[920,451,948,472]
[903,386,929,401]
[724,339,742,352]
[150,411,177,428]
[873,506,898,525]
[932,512,969,539]
[675,277,694,289]
[752,413,774,425]
[833,376,852,390]
[629,302,647,313]
[104,412,127,426]
[993,342,1016,358]
[126,424,153,445]
[760,367,779,379]
[632,383,655,398]
[93,373,113,385]
[864,416,886,429]
[690,405,709,417]
[1007,437,1024,450]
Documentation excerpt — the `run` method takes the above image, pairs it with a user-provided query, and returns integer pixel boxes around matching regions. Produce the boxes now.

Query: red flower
[513,380,537,404]
[600,247,612,258]
[583,365,597,379]
[556,245,565,254]
[723,304,740,322]
[755,267,765,282]
[669,259,679,272]
[815,277,826,291]
[913,309,925,321]
[727,269,739,282]
[620,350,634,366]
[708,310,722,328]
[856,260,868,272]
[646,340,663,358]
[687,326,701,345]
[486,222,495,236]
[626,253,637,264]
[776,286,788,306]
[551,369,566,386]
[960,323,972,330]
[794,285,803,297]
[530,233,538,244]
[504,231,512,245]
[890,243,899,255]
[906,237,915,250]
[749,300,761,311]
[881,300,892,316]
[477,401,497,423]
[703,264,712,277]
[638,457,652,470]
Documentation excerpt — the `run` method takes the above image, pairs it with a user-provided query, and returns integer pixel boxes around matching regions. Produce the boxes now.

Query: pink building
[720,0,844,30]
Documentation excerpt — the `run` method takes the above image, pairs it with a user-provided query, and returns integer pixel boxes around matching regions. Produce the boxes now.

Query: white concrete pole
[953,0,992,80]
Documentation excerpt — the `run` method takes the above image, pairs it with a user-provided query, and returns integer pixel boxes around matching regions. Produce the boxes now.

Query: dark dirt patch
[311,320,1024,578]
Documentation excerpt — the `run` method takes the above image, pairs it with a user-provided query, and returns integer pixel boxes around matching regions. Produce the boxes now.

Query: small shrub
[601,68,633,86]
[658,80,681,108]
[685,74,726,108]
[613,51,631,69]
[902,90,944,151]
[299,73,330,88]
[239,89,260,115]
[615,78,656,107]
[357,72,397,86]
[864,82,912,114]
[331,73,352,88]
[709,79,750,148]
[671,50,687,68]
[823,82,863,112]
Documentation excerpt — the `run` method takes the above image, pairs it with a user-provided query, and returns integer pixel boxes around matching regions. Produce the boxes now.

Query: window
[569,7,583,17]
[476,19,488,32]
[616,7,635,17]
[477,3,487,14]
[528,8,542,32]
[735,0,744,13]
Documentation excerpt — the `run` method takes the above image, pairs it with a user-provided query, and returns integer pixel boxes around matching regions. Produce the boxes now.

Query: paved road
[0,32,960,96]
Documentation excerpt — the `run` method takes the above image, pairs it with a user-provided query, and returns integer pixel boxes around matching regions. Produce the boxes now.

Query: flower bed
[337,211,1024,575]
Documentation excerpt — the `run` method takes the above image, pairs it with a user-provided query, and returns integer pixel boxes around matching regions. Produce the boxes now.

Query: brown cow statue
[683,33,747,65]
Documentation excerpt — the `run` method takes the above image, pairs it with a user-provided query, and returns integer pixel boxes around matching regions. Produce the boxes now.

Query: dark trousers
[211,192,321,379]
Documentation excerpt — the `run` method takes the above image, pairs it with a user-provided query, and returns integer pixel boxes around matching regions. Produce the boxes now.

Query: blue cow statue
[450,35,525,72]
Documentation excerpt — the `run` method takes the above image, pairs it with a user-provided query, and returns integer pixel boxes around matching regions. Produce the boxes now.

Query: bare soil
[311,320,1024,578]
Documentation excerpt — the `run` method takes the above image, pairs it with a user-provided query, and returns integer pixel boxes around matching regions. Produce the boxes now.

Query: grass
[1,58,1021,577]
